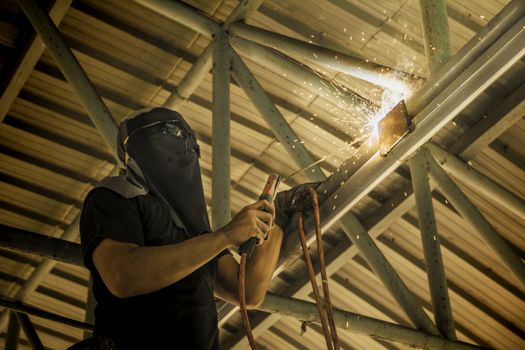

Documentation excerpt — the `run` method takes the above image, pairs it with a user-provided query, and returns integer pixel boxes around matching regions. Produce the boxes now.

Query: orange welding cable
[298,210,334,350]
[239,253,258,350]
[309,188,340,350]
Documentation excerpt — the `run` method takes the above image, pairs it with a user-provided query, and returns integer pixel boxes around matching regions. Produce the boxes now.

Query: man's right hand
[217,199,274,247]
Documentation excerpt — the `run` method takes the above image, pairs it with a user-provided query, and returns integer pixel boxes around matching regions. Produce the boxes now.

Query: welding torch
[238,174,280,258]
[238,174,280,350]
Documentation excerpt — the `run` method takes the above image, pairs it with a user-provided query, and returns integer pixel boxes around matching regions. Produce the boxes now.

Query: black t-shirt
[80,188,220,350]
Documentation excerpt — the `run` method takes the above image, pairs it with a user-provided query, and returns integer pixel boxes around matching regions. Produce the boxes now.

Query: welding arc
[239,253,258,350]
[298,189,340,350]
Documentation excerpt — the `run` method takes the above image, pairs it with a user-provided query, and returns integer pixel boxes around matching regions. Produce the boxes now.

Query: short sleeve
[79,188,144,270]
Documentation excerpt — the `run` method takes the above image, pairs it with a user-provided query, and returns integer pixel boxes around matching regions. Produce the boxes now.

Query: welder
[73,107,315,350]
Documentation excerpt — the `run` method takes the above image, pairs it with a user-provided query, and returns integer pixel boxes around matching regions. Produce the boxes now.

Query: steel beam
[407,0,525,115]
[138,0,525,128]
[275,17,525,315]
[15,313,43,350]
[426,142,525,220]
[5,311,20,350]
[0,0,72,122]
[224,3,525,345]
[163,43,215,109]
[0,299,94,332]
[229,22,417,93]
[18,0,119,160]
[0,223,83,266]
[224,0,264,26]
[139,0,523,128]
[2,0,127,334]
[300,16,525,245]
[419,0,452,72]
[450,82,525,159]
[426,153,525,287]
[0,217,83,333]
[211,32,232,230]
[409,151,455,339]
[230,50,438,344]
[335,214,439,335]
[0,217,85,339]
[230,37,374,128]
[230,51,325,181]
[260,294,486,350]
[145,0,263,109]
[134,0,220,38]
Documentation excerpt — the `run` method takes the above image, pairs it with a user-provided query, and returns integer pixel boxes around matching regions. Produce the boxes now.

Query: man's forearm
[245,226,284,305]
[96,231,230,298]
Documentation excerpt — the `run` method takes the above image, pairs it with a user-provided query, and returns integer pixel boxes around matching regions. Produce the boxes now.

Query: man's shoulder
[82,187,146,220]
[85,186,130,204]
[91,176,147,198]
[85,186,167,221]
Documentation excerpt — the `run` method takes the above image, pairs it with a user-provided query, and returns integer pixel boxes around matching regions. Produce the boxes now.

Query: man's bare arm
[93,233,229,298]
[93,200,272,298]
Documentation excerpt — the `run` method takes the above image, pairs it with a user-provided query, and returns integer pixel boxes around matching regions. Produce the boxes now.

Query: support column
[260,294,485,350]
[426,142,525,220]
[426,152,525,287]
[419,0,452,73]
[5,311,20,350]
[336,214,439,335]
[18,0,119,160]
[211,32,232,230]
[410,151,455,339]
[15,313,44,350]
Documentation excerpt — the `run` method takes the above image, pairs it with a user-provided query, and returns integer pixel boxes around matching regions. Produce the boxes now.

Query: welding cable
[239,253,258,350]
[309,188,340,350]
[298,208,334,350]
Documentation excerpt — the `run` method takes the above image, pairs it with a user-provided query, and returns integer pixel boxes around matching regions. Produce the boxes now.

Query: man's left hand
[274,182,321,230]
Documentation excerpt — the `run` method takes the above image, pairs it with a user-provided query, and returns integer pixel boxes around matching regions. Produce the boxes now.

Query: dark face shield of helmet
[123,108,210,236]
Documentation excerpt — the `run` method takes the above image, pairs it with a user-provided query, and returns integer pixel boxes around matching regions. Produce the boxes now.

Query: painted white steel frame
[229,48,437,337]
[211,31,232,230]
[409,152,455,340]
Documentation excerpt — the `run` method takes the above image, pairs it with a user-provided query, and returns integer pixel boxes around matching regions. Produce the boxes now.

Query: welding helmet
[98,107,210,236]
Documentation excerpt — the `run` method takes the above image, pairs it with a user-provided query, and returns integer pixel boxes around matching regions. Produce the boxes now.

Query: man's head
[117,107,210,234]
[118,108,200,181]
